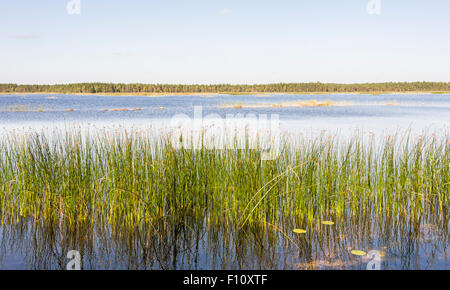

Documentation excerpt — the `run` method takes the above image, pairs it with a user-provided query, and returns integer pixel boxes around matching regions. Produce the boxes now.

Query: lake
[1,93,449,134]
[0,93,448,269]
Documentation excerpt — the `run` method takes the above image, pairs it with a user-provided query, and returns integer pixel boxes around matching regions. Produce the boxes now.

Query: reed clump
[1,104,46,112]
[221,99,351,109]
[0,130,448,230]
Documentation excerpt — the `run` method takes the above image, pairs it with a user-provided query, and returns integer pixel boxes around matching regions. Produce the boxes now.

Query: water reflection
[0,211,447,269]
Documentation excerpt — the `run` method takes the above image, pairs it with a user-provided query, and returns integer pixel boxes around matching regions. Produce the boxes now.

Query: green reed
[0,130,448,230]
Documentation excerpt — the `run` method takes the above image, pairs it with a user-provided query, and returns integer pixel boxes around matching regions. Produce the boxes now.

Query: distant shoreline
[1,82,449,96]
[1,91,449,97]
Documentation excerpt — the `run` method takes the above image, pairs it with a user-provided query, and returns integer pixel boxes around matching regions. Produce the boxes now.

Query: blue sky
[1,0,450,84]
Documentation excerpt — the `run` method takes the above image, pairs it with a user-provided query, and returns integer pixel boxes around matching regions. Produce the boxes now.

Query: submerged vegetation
[221,99,351,108]
[1,82,450,94]
[0,130,448,231]
[1,104,46,112]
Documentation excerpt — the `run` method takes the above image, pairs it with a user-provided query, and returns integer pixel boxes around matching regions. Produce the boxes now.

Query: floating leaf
[351,250,367,256]
[321,221,334,225]
[293,229,306,234]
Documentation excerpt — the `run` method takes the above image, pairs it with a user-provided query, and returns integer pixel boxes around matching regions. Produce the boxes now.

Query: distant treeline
[1,82,449,94]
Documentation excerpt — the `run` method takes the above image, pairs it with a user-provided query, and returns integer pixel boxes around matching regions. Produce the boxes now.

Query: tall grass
[0,129,448,231]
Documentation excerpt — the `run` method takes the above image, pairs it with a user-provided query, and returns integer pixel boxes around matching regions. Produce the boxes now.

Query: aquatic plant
[0,129,448,269]
[1,104,46,112]
[221,99,351,109]
[0,129,447,233]
[351,250,366,256]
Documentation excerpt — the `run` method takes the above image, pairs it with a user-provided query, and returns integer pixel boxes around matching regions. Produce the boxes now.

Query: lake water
[1,93,449,135]
[0,93,448,269]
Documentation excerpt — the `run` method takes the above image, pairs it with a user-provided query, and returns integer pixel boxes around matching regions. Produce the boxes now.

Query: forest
[0,82,449,94]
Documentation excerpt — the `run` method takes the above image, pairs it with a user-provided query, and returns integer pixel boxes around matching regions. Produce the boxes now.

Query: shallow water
[0,93,449,135]
[0,214,448,270]
[0,93,448,269]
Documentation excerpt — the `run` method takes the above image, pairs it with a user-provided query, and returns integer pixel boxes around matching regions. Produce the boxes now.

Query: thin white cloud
[10,34,40,40]
[219,8,231,15]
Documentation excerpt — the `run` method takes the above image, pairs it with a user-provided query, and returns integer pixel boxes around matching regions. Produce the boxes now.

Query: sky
[1,0,450,85]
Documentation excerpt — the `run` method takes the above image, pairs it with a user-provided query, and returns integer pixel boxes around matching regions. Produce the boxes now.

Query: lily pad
[351,250,367,256]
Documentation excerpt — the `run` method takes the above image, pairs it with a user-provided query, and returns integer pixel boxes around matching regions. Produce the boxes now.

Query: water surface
[0,93,448,269]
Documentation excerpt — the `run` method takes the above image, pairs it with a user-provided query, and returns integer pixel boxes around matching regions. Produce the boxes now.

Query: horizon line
[2,81,450,86]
